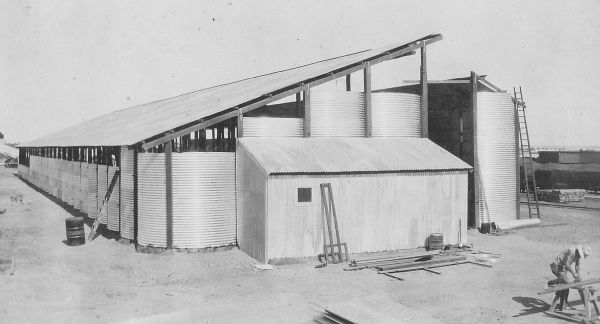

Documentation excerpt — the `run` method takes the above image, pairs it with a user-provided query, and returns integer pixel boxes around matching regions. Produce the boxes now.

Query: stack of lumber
[347,250,441,271]
[346,250,492,276]
[537,189,586,203]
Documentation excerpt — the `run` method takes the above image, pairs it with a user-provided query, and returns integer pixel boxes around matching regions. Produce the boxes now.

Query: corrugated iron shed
[21,34,440,148]
[238,137,472,174]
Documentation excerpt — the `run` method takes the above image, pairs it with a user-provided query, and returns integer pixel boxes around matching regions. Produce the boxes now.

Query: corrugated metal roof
[239,138,472,174]
[21,34,440,148]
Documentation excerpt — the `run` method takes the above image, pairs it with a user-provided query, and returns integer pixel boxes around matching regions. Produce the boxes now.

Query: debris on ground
[253,263,274,271]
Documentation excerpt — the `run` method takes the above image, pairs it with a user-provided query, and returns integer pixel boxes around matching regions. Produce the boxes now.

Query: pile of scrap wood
[345,250,492,278]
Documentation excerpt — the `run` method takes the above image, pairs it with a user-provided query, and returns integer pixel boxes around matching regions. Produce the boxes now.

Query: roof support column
[346,74,351,91]
[364,62,372,137]
[420,43,428,138]
[165,139,173,249]
[295,92,302,117]
[237,108,244,138]
[471,71,480,229]
[303,84,311,137]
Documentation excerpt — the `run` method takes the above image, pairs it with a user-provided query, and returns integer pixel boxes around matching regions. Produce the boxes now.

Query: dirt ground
[1,167,599,324]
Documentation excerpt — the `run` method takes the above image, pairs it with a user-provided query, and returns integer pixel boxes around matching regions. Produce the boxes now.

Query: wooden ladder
[318,183,348,265]
[514,86,541,220]
[88,170,120,241]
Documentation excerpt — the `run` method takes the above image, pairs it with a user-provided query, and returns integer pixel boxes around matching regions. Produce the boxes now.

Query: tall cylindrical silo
[476,92,517,224]
[243,117,303,137]
[309,91,365,137]
[371,92,421,137]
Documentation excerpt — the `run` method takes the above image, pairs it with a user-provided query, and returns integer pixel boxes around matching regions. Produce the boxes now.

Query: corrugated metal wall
[107,166,120,232]
[172,152,236,248]
[310,91,365,137]
[120,147,135,240]
[236,146,268,262]
[264,171,468,260]
[476,92,517,224]
[80,163,88,212]
[243,117,303,137]
[372,93,421,137]
[87,163,98,217]
[137,153,167,248]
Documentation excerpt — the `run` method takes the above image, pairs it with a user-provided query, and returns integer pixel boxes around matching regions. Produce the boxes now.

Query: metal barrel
[65,217,85,246]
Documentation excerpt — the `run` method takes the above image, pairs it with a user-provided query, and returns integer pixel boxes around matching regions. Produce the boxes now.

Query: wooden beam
[139,35,443,149]
[165,140,173,249]
[471,71,480,229]
[303,84,311,137]
[405,80,469,84]
[345,74,351,91]
[420,43,428,138]
[364,62,372,137]
[537,278,600,295]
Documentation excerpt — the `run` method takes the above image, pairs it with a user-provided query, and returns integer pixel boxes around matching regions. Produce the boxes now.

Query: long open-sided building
[18,34,481,261]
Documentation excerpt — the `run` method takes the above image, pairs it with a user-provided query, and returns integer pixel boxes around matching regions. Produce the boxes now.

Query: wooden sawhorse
[548,286,599,323]
[538,278,600,323]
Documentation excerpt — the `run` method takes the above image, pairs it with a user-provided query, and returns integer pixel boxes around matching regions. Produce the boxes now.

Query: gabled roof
[239,137,472,175]
[20,34,442,148]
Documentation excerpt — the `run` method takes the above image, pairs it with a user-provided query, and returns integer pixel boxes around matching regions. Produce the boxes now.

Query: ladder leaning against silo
[88,170,120,241]
[513,87,541,219]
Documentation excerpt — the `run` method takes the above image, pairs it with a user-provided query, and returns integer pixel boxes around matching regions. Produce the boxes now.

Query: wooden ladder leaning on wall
[88,170,120,241]
[514,86,541,220]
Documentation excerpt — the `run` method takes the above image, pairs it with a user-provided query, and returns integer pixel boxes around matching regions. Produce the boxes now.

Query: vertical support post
[364,63,372,137]
[303,84,311,137]
[345,74,351,91]
[471,71,480,229]
[420,43,429,138]
[164,140,173,249]
[295,92,302,117]
[237,108,244,138]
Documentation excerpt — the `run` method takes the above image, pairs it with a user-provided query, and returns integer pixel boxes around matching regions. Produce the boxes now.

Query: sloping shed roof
[239,137,472,174]
[21,34,441,148]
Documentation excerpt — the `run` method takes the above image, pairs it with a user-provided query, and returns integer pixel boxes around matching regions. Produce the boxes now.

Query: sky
[1,0,599,146]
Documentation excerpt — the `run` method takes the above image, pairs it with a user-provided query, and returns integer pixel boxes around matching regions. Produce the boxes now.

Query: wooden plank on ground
[376,255,466,271]
[379,260,469,274]
[352,250,440,264]
[537,278,600,295]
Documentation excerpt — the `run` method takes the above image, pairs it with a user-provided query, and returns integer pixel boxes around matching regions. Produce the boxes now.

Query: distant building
[537,151,600,165]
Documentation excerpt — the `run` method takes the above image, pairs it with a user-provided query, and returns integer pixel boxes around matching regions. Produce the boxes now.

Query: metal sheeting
[97,165,108,224]
[243,117,303,137]
[310,91,365,137]
[87,163,98,217]
[107,166,120,232]
[476,92,517,223]
[21,35,441,147]
[172,153,236,248]
[372,93,421,137]
[238,137,472,174]
[137,153,166,247]
[79,163,89,212]
[120,147,135,240]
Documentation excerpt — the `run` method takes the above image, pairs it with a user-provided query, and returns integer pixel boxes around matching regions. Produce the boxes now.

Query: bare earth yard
[1,167,599,323]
